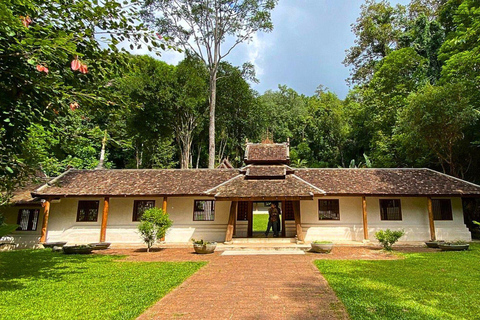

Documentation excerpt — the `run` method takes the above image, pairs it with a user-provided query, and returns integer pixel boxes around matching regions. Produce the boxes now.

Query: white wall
[1,206,44,248]
[301,196,471,242]
[44,196,231,244]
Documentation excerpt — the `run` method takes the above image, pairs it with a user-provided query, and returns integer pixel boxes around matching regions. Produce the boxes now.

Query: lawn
[0,250,205,319]
[315,243,480,320]
[253,213,269,231]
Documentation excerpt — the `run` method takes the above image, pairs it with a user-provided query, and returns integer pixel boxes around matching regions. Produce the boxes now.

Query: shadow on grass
[0,249,116,292]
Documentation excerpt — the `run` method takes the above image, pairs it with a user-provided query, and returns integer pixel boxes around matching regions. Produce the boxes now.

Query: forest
[1,0,480,201]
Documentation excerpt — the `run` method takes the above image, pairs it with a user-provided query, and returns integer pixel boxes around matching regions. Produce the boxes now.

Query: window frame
[132,200,156,222]
[318,199,340,220]
[193,200,215,221]
[379,199,402,221]
[16,208,40,231]
[76,200,100,222]
[432,199,453,221]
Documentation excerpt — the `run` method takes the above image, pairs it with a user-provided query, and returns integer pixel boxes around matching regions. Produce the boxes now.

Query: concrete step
[231,237,296,244]
[219,243,311,252]
[222,250,305,256]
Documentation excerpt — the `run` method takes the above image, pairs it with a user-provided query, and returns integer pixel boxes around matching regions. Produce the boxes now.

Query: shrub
[375,229,405,251]
[311,240,333,244]
[137,208,172,252]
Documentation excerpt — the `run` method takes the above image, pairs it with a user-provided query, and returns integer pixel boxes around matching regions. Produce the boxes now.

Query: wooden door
[247,201,253,237]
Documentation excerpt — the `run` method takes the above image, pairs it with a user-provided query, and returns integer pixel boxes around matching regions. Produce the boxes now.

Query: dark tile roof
[31,167,480,198]
[295,168,480,196]
[32,169,239,197]
[244,143,289,164]
[245,165,287,178]
[206,174,324,200]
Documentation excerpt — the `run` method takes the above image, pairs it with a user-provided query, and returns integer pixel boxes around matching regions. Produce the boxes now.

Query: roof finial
[261,128,273,144]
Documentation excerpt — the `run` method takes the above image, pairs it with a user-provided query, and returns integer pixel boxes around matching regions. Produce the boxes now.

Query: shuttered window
[193,200,215,221]
[133,200,156,221]
[17,209,39,231]
[379,199,402,221]
[76,201,99,222]
[237,201,249,221]
[318,200,340,220]
[284,201,295,220]
[433,199,453,220]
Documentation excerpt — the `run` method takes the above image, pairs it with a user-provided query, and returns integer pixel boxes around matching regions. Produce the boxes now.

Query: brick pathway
[136,252,350,320]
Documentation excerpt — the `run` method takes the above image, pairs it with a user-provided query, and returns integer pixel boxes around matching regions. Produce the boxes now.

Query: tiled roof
[245,165,288,178]
[32,169,239,197]
[244,143,289,164]
[206,174,324,200]
[295,168,480,196]
[30,168,480,198]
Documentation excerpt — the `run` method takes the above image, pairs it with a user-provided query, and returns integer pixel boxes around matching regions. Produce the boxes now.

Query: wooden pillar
[100,197,109,242]
[293,201,304,243]
[247,201,253,238]
[225,201,237,243]
[427,196,436,241]
[162,196,168,213]
[362,196,368,241]
[281,201,286,237]
[39,198,51,243]
[161,196,168,241]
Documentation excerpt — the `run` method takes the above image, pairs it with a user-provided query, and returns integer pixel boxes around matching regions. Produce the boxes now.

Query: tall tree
[0,0,160,197]
[141,0,277,168]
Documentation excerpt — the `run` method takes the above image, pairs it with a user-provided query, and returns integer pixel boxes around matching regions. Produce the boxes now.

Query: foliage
[191,239,216,245]
[137,207,172,252]
[311,240,333,244]
[375,229,405,251]
[0,223,18,238]
[252,213,270,232]
[316,243,480,320]
[0,0,163,192]
[141,0,277,168]
[0,250,205,319]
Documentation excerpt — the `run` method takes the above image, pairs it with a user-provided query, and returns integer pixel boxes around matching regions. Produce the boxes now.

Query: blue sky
[153,0,410,99]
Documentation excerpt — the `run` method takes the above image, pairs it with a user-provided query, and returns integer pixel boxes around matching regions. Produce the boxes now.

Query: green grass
[315,243,480,320]
[253,213,269,231]
[0,250,206,319]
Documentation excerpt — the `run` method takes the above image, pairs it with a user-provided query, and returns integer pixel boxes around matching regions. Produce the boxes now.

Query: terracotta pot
[311,242,333,253]
[193,242,217,254]
[439,244,469,251]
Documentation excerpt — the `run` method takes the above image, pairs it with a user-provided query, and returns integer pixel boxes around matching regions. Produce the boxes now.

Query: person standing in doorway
[265,202,280,237]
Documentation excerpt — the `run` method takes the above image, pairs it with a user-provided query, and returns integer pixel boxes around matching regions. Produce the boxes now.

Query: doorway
[251,201,283,237]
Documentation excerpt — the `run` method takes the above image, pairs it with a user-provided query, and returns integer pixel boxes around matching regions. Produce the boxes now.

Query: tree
[397,83,478,177]
[137,207,172,252]
[344,0,406,84]
[0,0,161,196]
[141,0,277,168]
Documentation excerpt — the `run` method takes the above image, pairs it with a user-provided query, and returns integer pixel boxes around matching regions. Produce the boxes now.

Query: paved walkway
[136,252,350,320]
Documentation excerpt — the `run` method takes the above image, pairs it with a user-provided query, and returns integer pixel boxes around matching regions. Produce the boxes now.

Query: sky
[144,0,410,99]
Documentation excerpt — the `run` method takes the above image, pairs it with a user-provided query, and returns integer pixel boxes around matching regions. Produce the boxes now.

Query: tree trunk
[208,70,217,169]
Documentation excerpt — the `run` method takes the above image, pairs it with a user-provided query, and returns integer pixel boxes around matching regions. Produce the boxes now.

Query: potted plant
[62,244,94,254]
[425,240,445,248]
[310,241,333,253]
[439,240,470,251]
[192,239,217,254]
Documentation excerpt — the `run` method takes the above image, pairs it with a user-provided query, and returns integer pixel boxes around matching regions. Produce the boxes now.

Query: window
[17,209,39,231]
[433,199,453,220]
[284,201,295,221]
[193,200,215,221]
[133,200,155,221]
[237,201,249,221]
[379,199,402,220]
[318,200,340,220]
[76,200,99,222]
